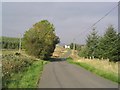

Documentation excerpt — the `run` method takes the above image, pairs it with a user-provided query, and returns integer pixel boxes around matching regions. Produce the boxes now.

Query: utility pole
[19,34,21,53]
[72,38,75,55]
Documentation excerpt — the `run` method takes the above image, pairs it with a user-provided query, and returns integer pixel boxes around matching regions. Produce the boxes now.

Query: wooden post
[19,34,21,53]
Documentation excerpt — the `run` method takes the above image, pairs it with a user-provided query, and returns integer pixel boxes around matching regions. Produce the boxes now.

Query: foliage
[1,36,19,49]
[78,46,88,58]
[97,25,119,61]
[2,53,34,88]
[79,25,119,62]
[2,50,48,88]
[117,33,120,61]
[70,28,100,59]
[70,43,81,51]
[70,43,74,49]
[23,20,60,59]
[83,28,99,58]
[1,36,24,50]
[7,60,46,88]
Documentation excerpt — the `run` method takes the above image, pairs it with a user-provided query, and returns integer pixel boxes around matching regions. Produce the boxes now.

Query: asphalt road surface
[38,60,118,88]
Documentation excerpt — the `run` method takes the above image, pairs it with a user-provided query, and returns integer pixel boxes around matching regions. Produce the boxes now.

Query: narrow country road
[38,60,118,88]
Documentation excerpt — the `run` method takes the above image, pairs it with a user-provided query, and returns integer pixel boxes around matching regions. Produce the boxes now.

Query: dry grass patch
[67,57,119,83]
[77,58,118,75]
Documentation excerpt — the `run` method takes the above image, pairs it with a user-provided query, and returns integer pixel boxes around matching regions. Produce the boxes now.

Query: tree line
[78,25,119,62]
[1,36,21,49]
[70,43,82,51]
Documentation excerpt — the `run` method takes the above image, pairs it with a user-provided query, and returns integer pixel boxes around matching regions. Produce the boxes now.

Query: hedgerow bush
[2,53,34,88]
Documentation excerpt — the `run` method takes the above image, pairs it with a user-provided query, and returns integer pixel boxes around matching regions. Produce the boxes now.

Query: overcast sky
[2,2,118,44]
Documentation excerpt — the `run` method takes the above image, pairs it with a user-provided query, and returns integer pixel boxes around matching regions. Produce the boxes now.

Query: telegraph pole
[19,34,21,53]
[72,38,75,55]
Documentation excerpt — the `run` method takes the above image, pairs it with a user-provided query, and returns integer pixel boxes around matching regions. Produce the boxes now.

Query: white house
[64,45,70,49]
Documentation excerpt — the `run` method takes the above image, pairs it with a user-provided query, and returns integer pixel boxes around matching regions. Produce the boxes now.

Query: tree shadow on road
[48,57,66,62]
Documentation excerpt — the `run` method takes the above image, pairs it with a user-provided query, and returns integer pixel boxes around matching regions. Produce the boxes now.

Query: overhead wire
[74,3,119,43]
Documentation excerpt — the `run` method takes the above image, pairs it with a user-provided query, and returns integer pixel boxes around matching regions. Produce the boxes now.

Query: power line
[74,3,119,41]
[91,3,119,28]
[85,3,119,32]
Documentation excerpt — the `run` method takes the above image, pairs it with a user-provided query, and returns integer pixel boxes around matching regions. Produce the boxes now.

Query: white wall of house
[64,45,70,49]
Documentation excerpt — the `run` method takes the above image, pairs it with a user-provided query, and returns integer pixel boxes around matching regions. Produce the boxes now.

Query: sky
[2,2,118,45]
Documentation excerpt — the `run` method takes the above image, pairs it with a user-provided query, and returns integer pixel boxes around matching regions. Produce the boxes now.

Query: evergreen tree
[98,25,118,61]
[86,28,99,58]
[117,33,120,61]
[70,43,74,49]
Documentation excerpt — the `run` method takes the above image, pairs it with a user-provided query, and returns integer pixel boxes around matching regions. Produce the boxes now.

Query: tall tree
[23,20,60,59]
[86,28,99,58]
[70,43,74,49]
[117,33,120,61]
[98,25,118,61]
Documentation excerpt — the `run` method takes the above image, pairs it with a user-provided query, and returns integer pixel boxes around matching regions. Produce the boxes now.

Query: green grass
[7,60,47,88]
[2,50,48,88]
[67,58,119,84]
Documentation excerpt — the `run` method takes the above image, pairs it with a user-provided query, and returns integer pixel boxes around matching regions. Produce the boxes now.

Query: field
[52,45,68,58]
[67,57,119,83]
[2,50,47,88]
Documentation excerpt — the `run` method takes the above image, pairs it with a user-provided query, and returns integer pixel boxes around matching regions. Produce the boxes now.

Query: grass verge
[67,57,119,84]
[7,60,47,88]
[2,50,48,88]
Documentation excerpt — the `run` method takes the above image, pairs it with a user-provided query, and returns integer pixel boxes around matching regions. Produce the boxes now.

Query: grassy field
[2,50,48,88]
[67,57,119,84]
